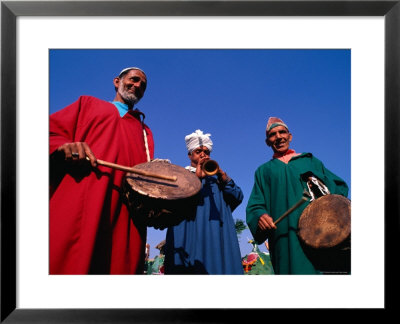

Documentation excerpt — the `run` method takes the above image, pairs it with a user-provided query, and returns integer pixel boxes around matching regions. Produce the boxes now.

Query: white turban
[185,129,213,153]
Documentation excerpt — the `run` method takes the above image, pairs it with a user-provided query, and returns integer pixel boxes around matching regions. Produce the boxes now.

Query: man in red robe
[49,67,154,274]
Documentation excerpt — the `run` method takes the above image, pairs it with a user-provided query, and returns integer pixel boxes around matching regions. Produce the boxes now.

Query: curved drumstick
[87,157,177,182]
[274,190,311,225]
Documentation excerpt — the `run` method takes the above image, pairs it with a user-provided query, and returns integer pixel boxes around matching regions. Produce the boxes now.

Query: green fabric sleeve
[246,167,269,242]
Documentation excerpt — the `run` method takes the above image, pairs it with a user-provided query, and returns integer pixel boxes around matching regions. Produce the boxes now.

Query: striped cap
[266,117,289,135]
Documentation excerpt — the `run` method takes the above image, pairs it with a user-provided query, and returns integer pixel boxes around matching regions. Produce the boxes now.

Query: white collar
[185,166,196,173]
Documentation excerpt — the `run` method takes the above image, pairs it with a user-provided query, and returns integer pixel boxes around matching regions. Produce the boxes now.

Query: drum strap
[142,126,151,162]
[307,176,330,201]
[127,108,151,162]
[139,117,151,162]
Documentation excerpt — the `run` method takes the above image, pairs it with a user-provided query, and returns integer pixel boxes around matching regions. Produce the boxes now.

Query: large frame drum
[124,161,202,229]
[298,194,351,273]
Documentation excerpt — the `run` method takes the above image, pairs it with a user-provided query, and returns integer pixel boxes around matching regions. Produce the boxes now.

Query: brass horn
[202,159,219,176]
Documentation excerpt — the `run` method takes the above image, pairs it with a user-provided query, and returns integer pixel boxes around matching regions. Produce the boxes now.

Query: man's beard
[118,83,140,106]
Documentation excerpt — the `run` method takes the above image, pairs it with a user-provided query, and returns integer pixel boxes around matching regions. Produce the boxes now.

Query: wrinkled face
[114,69,147,106]
[266,125,292,154]
[188,146,210,167]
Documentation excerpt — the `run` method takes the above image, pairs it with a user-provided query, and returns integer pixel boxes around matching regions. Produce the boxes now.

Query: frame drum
[298,194,351,273]
[124,161,201,229]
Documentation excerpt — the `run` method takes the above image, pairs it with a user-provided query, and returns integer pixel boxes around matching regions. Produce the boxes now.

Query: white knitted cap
[118,67,146,78]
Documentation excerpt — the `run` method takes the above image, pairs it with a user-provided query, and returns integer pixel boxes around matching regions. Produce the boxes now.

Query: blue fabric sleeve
[221,178,244,212]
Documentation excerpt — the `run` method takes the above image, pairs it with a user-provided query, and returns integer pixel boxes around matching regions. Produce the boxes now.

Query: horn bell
[202,159,219,176]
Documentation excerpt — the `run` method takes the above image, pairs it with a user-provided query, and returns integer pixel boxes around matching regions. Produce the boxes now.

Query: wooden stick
[88,157,177,182]
[274,196,309,225]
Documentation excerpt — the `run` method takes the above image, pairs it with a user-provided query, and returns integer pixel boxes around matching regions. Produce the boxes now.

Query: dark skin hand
[194,155,209,179]
[258,213,277,231]
[254,213,276,243]
[56,142,97,168]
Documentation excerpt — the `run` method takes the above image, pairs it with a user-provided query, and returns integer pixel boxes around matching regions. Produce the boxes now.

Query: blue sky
[49,49,351,259]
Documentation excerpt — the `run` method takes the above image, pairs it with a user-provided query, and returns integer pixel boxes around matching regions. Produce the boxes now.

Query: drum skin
[124,161,202,229]
[297,194,351,274]
[298,194,351,249]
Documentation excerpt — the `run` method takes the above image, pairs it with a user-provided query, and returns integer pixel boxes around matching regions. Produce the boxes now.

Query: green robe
[246,153,348,274]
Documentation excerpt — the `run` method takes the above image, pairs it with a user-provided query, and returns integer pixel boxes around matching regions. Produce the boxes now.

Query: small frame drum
[298,194,351,273]
[124,161,202,229]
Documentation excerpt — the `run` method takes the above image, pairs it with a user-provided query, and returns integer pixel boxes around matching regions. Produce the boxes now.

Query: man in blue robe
[164,130,244,274]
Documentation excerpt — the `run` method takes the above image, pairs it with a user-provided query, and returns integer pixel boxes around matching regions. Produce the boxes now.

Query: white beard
[118,82,140,106]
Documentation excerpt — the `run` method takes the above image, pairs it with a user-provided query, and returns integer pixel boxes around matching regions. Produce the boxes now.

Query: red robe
[49,96,154,274]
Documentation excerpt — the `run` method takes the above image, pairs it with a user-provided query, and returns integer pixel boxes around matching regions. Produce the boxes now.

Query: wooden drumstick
[274,190,311,225]
[87,157,177,182]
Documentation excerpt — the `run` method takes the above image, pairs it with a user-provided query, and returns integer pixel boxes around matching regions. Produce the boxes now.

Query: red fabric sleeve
[49,97,83,155]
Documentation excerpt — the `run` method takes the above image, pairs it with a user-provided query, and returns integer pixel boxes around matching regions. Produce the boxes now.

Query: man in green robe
[246,117,349,274]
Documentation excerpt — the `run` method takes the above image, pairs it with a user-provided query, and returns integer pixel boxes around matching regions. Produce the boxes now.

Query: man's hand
[257,213,277,231]
[195,156,209,179]
[254,213,277,243]
[216,167,229,183]
[56,142,97,167]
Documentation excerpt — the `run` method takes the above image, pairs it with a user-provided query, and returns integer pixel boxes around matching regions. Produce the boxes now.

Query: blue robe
[164,174,244,274]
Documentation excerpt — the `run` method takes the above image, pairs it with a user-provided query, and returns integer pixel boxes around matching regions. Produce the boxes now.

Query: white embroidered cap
[118,67,146,78]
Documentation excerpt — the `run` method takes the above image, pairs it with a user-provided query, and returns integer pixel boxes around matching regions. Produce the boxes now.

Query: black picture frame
[1,0,398,322]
